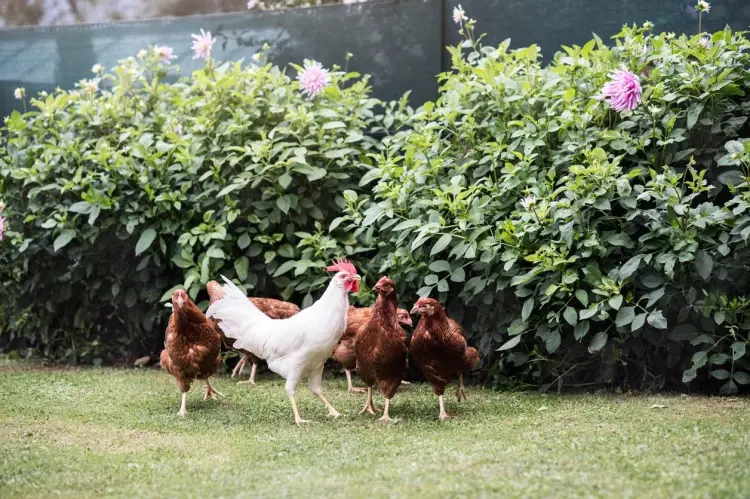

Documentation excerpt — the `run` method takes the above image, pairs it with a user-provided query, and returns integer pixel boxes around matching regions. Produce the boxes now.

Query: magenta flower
[191,29,215,60]
[297,60,331,97]
[154,45,176,62]
[597,68,642,112]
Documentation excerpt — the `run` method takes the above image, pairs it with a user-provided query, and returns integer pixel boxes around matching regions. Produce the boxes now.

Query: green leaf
[580,304,598,320]
[322,121,346,130]
[575,289,589,307]
[237,233,252,250]
[437,279,450,292]
[608,295,623,310]
[631,313,646,332]
[712,369,731,380]
[276,196,291,214]
[273,260,297,277]
[588,332,608,353]
[53,229,76,252]
[694,250,713,281]
[278,173,293,190]
[522,298,535,323]
[546,330,561,353]
[563,306,578,326]
[615,306,635,327]
[497,335,522,351]
[234,257,249,281]
[206,247,225,260]
[731,342,746,360]
[135,228,157,256]
[618,255,642,281]
[393,219,422,231]
[430,234,452,256]
[450,267,466,283]
[646,310,668,329]
[733,371,750,385]
[429,260,452,273]
[687,102,704,130]
[574,320,590,340]
[682,368,697,383]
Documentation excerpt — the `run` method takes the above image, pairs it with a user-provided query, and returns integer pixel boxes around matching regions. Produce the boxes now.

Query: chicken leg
[231,355,247,378]
[178,392,188,418]
[345,369,366,394]
[378,398,394,423]
[285,376,310,425]
[204,378,224,400]
[237,362,258,385]
[456,374,468,402]
[359,386,379,415]
[438,395,450,421]
[309,363,340,418]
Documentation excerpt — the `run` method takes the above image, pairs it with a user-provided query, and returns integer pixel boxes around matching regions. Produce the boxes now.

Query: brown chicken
[159,289,223,417]
[354,277,409,422]
[333,306,413,393]
[206,280,300,385]
[410,297,480,420]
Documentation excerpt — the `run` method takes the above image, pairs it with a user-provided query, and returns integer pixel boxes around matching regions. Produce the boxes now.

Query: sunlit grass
[1,360,749,498]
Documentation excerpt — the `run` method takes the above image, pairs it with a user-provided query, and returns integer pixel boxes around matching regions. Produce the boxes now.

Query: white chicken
[206,259,360,425]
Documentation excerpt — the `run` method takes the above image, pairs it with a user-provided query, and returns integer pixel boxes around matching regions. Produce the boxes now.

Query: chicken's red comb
[326,258,358,275]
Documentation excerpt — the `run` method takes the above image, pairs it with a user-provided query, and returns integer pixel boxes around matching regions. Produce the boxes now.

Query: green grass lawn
[1,359,749,498]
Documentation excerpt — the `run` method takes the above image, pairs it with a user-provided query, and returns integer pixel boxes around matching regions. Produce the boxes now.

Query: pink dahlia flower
[191,29,215,60]
[597,68,642,112]
[154,45,176,62]
[297,60,330,97]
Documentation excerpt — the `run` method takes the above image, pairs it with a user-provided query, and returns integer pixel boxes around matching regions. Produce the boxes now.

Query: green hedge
[0,47,384,363]
[2,19,750,393]
[336,22,750,392]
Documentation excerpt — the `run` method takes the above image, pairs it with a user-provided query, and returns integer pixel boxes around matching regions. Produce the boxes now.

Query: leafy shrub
[337,21,750,392]
[0,47,380,363]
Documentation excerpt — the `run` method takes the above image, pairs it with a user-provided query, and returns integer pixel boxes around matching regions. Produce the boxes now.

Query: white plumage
[206,268,359,424]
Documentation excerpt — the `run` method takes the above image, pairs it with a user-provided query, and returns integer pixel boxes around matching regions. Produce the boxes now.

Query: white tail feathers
[205,276,274,357]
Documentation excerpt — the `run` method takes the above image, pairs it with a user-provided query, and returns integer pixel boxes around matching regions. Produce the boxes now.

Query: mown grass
[0,358,749,498]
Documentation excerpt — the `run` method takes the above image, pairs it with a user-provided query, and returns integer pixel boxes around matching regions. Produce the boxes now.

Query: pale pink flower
[247,0,259,8]
[597,68,642,112]
[191,29,216,60]
[699,36,712,49]
[0,216,5,241]
[453,4,467,24]
[520,196,536,210]
[297,60,330,97]
[14,88,25,100]
[154,45,176,62]
[695,0,710,13]
[91,64,103,74]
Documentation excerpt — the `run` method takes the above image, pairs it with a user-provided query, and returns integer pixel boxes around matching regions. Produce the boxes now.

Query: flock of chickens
[159,259,479,424]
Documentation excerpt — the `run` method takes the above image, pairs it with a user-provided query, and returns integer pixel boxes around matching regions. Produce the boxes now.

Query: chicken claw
[378,398,394,423]
[348,387,366,394]
[456,375,468,402]
[178,392,188,418]
[345,369,366,394]
[294,418,312,425]
[204,379,224,400]
[327,408,341,418]
[438,394,451,421]
[359,387,380,415]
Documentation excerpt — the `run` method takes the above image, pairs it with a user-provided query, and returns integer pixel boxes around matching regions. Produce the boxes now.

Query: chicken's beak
[410,305,420,315]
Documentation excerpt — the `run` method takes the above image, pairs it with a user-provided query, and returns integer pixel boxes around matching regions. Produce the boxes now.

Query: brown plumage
[206,280,300,385]
[409,297,480,420]
[332,306,413,393]
[354,277,408,422]
[159,289,223,417]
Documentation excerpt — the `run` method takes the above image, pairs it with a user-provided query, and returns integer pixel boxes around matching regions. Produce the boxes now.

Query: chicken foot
[438,395,450,421]
[359,386,380,415]
[378,398,394,423]
[345,369,366,394]
[455,374,468,402]
[237,362,258,385]
[204,378,225,400]
[309,364,341,418]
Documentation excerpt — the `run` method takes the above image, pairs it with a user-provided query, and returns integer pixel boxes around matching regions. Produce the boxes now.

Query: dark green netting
[0,0,441,120]
[1,0,749,121]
